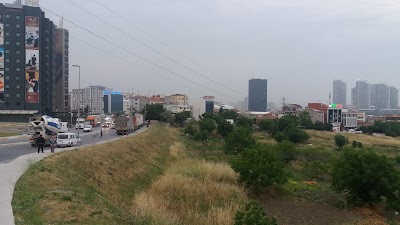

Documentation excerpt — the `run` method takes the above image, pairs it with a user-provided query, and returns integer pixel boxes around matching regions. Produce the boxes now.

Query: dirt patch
[261,197,364,225]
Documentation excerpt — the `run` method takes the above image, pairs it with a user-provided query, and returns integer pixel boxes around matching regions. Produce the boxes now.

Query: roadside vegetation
[0,131,19,137]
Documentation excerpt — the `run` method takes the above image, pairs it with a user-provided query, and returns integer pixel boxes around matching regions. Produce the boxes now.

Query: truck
[75,118,86,129]
[133,113,144,130]
[115,116,134,135]
[29,115,61,146]
[86,115,102,127]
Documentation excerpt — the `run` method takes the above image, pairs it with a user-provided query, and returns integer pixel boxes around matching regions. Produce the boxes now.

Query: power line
[70,34,201,95]
[41,6,240,101]
[68,0,245,97]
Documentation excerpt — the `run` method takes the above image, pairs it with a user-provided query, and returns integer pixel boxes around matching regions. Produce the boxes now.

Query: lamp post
[72,65,81,143]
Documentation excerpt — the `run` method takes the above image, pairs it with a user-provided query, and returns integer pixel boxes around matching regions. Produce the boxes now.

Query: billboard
[25,16,39,103]
[0,15,4,102]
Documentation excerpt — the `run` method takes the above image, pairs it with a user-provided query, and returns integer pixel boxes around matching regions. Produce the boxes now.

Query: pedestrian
[36,134,45,153]
[100,129,103,138]
[49,136,56,153]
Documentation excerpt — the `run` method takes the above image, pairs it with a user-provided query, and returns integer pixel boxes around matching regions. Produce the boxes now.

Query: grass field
[12,125,247,225]
[0,131,19,138]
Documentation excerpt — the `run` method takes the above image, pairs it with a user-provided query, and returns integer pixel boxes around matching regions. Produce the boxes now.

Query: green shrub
[358,142,363,149]
[304,161,329,181]
[230,146,288,193]
[184,125,196,136]
[199,118,216,133]
[334,134,346,150]
[217,120,234,137]
[284,126,309,143]
[234,200,278,225]
[225,127,256,155]
[332,149,400,209]
[194,130,209,142]
[352,141,358,149]
[276,140,296,163]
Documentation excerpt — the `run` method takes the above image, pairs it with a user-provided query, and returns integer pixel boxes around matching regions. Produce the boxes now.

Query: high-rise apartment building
[0,3,68,121]
[390,87,399,109]
[71,86,104,115]
[248,78,268,112]
[332,80,346,106]
[370,83,389,109]
[54,26,69,112]
[351,80,370,109]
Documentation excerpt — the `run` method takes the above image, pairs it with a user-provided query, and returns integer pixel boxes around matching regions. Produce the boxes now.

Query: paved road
[0,127,129,164]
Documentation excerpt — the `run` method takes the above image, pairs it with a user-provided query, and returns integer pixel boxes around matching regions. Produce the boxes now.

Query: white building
[192,98,206,120]
[71,86,104,115]
[163,104,191,114]
[342,109,358,130]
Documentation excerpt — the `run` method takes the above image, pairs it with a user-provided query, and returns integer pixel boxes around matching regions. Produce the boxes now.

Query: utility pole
[72,65,81,141]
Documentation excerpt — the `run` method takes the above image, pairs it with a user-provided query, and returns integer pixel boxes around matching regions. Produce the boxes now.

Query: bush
[276,140,296,163]
[358,142,363,149]
[184,125,196,136]
[217,120,234,137]
[334,134,346,150]
[194,130,209,142]
[332,149,400,209]
[199,118,216,134]
[230,146,288,193]
[304,161,329,181]
[258,120,274,132]
[273,132,286,143]
[225,127,257,155]
[284,126,310,143]
[234,200,278,225]
[236,116,254,128]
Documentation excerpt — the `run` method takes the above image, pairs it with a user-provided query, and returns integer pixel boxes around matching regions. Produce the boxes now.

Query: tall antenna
[59,17,64,29]
[329,91,332,104]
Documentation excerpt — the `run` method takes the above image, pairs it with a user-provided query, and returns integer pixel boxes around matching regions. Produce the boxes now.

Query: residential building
[390,87,399,109]
[192,98,206,120]
[333,80,347,106]
[282,104,303,116]
[71,86,104,115]
[327,105,343,131]
[132,95,148,112]
[103,91,123,114]
[248,78,268,112]
[304,108,325,124]
[148,95,165,105]
[0,3,59,121]
[341,109,358,130]
[167,94,189,105]
[54,25,69,112]
[370,83,389,109]
[163,104,191,114]
[351,80,370,109]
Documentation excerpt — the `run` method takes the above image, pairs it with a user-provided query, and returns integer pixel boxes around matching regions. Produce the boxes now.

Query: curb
[0,128,147,225]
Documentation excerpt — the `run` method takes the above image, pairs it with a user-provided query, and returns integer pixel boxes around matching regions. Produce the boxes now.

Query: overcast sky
[7,0,400,106]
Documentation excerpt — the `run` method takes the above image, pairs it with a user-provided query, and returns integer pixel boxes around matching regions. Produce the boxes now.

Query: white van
[57,133,80,148]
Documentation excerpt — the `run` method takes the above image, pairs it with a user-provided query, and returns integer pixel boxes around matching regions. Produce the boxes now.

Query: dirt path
[261,197,364,225]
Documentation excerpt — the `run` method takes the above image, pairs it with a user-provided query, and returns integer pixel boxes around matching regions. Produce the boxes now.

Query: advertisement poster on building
[0,15,4,45]
[25,16,39,103]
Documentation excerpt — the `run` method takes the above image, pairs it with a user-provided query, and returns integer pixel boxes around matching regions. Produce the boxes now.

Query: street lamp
[72,65,81,143]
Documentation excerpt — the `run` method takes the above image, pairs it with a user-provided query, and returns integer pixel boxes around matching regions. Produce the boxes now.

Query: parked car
[56,133,79,148]
[111,123,116,129]
[83,125,93,132]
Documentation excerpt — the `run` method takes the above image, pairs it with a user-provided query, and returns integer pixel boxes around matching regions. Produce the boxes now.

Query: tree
[230,146,288,193]
[236,116,254,128]
[314,121,325,131]
[199,118,216,134]
[217,120,234,137]
[143,104,165,121]
[283,126,310,143]
[194,130,209,142]
[221,110,239,120]
[324,123,333,131]
[299,111,314,129]
[276,140,296,163]
[332,149,400,209]
[334,134,346,150]
[160,111,174,123]
[225,127,256,155]
[258,120,274,132]
[234,201,278,225]
[175,111,191,127]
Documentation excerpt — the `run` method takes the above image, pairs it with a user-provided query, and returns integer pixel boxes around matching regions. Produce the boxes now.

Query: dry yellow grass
[132,141,247,225]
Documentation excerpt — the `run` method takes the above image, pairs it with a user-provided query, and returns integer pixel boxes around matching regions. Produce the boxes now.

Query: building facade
[163,104,191,114]
[54,27,69,112]
[370,83,389,110]
[71,86,104,115]
[168,94,189,105]
[103,91,123,114]
[333,80,346,106]
[390,86,399,109]
[0,3,58,118]
[248,78,267,112]
[351,80,370,109]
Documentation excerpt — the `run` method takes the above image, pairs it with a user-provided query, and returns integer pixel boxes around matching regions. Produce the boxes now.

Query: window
[5,41,9,45]
[17,102,21,106]
[5,94,9,97]
[5,24,9,27]
[5,59,9,62]
[16,59,20,63]
[5,32,9,36]
[5,85,9,89]
[16,94,20,98]
[16,85,20,89]
[15,77,20,80]
[16,15,20,19]
[5,50,9,54]
[16,24,20,28]
[16,42,20,46]
[16,33,20,37]
[5,15,10,19]
[5,68,9,71]
[16,68,21,72]
[16,51,20,54]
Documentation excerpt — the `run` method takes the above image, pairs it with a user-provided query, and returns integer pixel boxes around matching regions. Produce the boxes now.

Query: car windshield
[58,134,69,139]
[84,125,92,128]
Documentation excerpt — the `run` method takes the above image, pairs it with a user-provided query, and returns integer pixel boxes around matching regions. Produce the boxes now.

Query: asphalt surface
[0,126,125,164]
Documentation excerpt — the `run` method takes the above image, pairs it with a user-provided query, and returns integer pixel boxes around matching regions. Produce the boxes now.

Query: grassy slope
[0,131,19,137]
[12,125,247,225]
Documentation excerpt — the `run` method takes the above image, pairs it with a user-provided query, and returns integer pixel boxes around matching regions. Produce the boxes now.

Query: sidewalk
[0,128,147,225]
